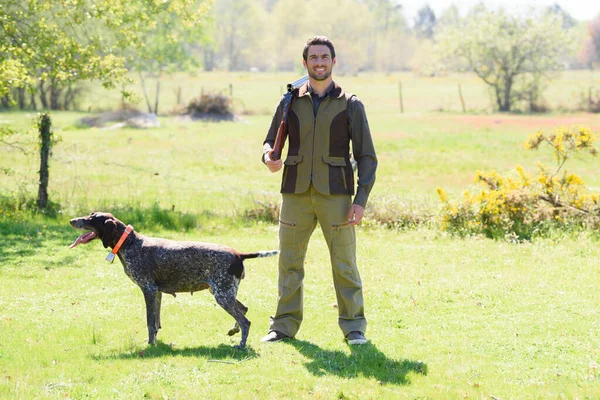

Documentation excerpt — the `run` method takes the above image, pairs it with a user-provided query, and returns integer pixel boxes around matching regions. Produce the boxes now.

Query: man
[261,36,377,345]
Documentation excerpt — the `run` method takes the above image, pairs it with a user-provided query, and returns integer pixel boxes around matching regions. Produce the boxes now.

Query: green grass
[1,71,600,398]
[1,219,600,398]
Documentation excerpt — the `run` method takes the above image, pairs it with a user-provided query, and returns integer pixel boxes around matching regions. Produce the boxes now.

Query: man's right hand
[265,150,283,173]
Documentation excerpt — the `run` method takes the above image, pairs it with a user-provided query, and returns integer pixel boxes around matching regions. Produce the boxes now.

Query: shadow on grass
[90,341,257,362]
[0,219,75,263]
[287,339,427,385]
[0,205,230,266]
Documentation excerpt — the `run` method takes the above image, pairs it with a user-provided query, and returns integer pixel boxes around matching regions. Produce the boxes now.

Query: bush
[244,200,279,224]
[181,91,235,120]
[363,198,435,230]
[438,126,600,240]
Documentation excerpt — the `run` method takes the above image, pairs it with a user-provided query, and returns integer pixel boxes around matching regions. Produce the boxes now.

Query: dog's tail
[241,250,278,260]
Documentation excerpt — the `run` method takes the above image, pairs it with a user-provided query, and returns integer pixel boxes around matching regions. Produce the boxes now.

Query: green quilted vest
[281,82,354,196]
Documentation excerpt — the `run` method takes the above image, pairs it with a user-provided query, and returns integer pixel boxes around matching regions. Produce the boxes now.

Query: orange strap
[111,225,133,255]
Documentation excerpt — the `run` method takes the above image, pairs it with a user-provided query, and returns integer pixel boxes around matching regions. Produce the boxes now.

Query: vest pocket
[322,156,346,167]
[323,156,349,192]
[284,155,303,165]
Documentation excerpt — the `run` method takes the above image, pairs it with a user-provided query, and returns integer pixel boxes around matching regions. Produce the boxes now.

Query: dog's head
[69,212,123,249]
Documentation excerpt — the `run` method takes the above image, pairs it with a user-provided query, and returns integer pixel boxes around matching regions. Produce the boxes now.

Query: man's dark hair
[302,36,336,61]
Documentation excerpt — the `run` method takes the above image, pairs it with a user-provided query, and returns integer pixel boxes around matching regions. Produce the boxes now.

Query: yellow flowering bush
[438,126,599,239]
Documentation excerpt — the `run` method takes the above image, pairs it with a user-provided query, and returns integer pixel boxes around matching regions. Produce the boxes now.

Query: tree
[544,3,576,30]
[211,0,266,71]
[414,5,436,39]
[434,7,576,112]
[0,0,212,111]
[580,15,600,69]
[126,2,212,114]
[0,0,133,110]
[438,4,460,28]
[363,0,409,72]
[0,0,212,209]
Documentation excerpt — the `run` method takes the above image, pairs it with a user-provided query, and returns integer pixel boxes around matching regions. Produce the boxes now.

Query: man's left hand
[347,204,364,226]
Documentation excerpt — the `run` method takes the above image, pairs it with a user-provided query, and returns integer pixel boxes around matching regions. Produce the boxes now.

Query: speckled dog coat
[69,212,277,348]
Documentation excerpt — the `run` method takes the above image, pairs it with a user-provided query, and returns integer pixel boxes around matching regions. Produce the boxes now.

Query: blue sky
[402,0,600,22]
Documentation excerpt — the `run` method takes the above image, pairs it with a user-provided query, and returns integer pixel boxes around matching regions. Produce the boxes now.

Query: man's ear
[102,219,117,248]
[332,57,336,66]
[302,58,307,69]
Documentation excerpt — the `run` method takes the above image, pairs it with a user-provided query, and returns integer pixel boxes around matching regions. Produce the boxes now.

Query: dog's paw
[227,327,240,336]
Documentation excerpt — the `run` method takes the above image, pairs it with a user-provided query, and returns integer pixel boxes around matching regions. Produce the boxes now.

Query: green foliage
[434,7,576,111]
[0,0,128,97]
[0,0,213,106]
[438,126,600,240]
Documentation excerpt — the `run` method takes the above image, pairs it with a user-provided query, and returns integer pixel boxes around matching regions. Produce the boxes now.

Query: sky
[402,0,600,22]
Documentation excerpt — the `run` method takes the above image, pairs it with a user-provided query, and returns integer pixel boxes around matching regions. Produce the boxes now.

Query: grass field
[1,72,600,399]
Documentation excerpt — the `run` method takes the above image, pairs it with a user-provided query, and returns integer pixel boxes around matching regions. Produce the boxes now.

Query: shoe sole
[260,335,290,343]
[347,339,367,345]
[260,338,287,343]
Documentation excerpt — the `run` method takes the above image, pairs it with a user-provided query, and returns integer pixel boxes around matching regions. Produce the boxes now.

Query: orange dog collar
[106,225,133,263]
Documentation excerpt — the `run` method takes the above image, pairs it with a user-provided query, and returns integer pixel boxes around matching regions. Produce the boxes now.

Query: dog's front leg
[155,292,162,332]
[142,286,159,345]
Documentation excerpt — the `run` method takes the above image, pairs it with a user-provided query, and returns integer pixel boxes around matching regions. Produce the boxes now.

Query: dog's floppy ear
[102,219,118,248]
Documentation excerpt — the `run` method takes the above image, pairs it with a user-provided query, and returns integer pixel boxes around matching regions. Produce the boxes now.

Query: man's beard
[308,67,332,81]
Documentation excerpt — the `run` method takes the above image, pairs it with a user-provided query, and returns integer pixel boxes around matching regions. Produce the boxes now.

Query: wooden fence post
[37,113,51,211]
[398,81,404,113]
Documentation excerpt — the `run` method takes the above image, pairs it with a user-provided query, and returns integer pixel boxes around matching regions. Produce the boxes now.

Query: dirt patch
[454,114,600,131]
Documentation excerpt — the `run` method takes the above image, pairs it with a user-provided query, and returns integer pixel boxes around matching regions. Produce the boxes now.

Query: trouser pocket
[279,219,296,245]
[331,223,359,284]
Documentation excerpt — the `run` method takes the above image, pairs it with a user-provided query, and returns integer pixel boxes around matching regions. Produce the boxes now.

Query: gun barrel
[287,75,308,92]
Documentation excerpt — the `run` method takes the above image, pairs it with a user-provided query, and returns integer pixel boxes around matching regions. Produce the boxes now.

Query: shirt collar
[307,81,335,98]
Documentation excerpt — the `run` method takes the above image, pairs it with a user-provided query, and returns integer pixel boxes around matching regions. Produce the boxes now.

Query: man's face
[303,44,335,81]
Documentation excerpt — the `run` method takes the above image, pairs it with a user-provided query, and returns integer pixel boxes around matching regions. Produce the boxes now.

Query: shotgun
[269,75,309,161]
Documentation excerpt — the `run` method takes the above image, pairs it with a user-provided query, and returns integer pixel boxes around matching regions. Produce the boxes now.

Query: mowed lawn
[1,219,600,398]
[1,71,600,398]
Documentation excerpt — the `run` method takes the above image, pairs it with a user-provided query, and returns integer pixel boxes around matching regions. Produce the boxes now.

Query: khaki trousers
[269,184,367,337]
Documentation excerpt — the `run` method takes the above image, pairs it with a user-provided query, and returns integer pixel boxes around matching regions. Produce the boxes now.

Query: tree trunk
[494,86,503,111]
[50,78,61,110]
[30,90,37,110]
[64,83,74,110]
[37,113,52,211]
[204,47,215,71]
[153,69,162,114]
[501,76,513,112]
[139,72,153,113]
[17,87,26,110]
[39,80,49,109]
[0,94,9,109]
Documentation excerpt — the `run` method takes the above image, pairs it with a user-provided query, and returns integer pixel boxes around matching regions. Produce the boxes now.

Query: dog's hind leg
[214,291,250,349]
[142,286,160,345]
[227,300,248,336]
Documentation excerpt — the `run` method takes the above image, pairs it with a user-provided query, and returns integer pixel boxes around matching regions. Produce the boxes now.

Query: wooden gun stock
[269,75,308,161]
[271,122,286,160]
[270,98,291,161]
